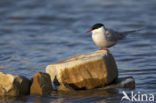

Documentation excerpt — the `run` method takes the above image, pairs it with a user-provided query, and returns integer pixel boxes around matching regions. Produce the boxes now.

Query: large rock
[30,72,53,95]
[46,50,118,90]
[0,72,30,96]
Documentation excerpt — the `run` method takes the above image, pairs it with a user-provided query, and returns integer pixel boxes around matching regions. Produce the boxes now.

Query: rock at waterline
[0,72,30,96]
[46,50,118,90]
[98,76,135,90]
[30,72,53,95]
[116,76,135,89]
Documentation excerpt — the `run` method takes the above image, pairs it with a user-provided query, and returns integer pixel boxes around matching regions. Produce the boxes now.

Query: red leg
[99,48,109,52]
[99,48,108,51]
[104,48,108,51]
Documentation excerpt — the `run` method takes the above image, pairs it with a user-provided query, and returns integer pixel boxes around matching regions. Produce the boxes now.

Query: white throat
[91,26,107,48]
[92,26,105,35]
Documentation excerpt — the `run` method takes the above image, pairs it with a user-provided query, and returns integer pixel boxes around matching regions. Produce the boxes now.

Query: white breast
[92,27,116,48]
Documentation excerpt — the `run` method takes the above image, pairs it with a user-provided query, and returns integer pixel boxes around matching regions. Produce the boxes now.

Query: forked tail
[118,28,144,39]
[121,28,144,35]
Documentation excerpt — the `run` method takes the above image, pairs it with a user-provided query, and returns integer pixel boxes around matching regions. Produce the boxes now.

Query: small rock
[0,72,30,96]
[117,76,135,89]
[100,76,135,90]
[46,50,118,90]
[30,72,53,95]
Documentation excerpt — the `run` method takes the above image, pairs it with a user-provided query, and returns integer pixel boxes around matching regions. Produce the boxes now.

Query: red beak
[86,30,93,33]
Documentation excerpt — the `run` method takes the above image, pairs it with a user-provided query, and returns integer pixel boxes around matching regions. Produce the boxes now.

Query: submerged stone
[100,76,135,89]
[46,50,118,90]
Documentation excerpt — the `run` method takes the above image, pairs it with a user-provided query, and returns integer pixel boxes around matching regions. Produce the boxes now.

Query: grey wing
[105,28,142,41]
[105,29,121,41]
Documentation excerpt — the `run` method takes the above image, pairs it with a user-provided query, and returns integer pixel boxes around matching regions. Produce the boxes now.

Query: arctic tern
[87,23,142,50]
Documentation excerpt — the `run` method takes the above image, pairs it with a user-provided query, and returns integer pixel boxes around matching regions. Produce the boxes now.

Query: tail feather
[120,28,144,35]
[118,28,143,39]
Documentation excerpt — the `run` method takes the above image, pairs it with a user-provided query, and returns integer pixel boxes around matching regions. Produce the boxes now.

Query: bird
[86,23,142,51]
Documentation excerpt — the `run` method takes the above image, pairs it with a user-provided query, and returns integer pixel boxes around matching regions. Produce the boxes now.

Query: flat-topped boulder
[46,50,118,90]
[0,72,30,96]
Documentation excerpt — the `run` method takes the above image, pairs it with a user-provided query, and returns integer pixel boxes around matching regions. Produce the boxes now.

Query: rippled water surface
[0,0,156,103]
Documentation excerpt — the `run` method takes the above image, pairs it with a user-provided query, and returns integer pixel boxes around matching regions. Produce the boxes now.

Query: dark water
[0,0,156,103]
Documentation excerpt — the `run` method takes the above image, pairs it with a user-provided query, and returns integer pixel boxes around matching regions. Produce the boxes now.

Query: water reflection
[0,89,120,103]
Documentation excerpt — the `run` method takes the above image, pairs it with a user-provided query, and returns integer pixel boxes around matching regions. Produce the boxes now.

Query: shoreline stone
[30,72,53,95]
[46,50,118,90]
[0,72,30,96]
[0,50,136,97]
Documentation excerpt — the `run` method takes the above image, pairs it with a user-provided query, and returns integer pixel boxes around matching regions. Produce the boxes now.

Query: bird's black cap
[91,23,104,30]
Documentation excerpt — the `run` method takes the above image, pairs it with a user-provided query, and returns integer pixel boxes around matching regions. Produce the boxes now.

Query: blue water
[0,0,156,103]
